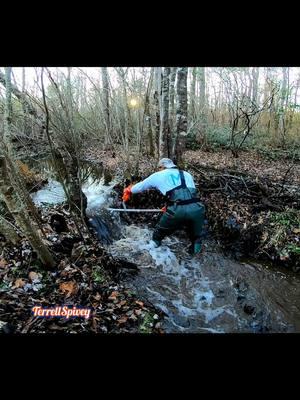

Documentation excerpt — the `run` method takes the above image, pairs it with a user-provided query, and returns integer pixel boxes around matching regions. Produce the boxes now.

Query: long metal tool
[107,208,163,212]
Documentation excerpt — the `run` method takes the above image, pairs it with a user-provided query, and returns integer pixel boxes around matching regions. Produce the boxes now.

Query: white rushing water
[108,225,240,332]
[31,177,118,216]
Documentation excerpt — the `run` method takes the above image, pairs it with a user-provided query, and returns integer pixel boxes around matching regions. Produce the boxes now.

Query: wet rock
[243,304,255,315]
[51,236,81,255]
[88,216,112,245]
[50,213,69,233]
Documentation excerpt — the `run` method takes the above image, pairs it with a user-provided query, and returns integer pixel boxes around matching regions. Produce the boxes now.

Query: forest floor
[1,145,299,334]
[0,204,164,334]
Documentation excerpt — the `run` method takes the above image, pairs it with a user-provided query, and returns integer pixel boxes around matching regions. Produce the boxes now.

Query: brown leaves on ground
[0,202,163,334]
[185,149,300,186]
[13,278,26,288]
[0,258,8,268]
[59,281,78,297]
[29,271,41,282]
[108,291,119,300]
[117,316,128,324]
[183,149,300,271]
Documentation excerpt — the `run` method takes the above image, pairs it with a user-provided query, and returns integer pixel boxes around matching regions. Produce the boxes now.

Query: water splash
[32,176,118,216]
[108,224,300,333]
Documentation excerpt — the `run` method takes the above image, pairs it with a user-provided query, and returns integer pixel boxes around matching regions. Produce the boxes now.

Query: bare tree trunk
[101,67,111,147]
[159,67,170,158]
[169,67,177,136]
[198,67,206,141]
[246,68,253,100]
[1,68,55,269]
[153,67,162,157]
[0,210,20,244]
[144,68,154,156]
[174,67,188,166]
[278,67,288,147]
[0,69,39,119]
[263,67,272,103]
[21,67,27,134]
[1,175,54,268]
[2,68,43,229]
[252,67,260,105]
[190,67,197,121]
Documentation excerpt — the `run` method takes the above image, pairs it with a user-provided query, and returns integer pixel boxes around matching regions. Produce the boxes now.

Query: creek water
[31,161,300,333]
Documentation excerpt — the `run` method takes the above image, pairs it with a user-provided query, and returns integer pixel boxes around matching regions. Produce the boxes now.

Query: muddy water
[108,225,300,333]
[32,172,300,333]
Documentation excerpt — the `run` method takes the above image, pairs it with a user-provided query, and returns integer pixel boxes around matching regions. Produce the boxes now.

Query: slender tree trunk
[198,67,206,141]
[252,67,260,105]
[169,67,177,137]
[278,67,288,147]
[1,68,55,269]
[0,199,20,244]
[144,68,154,156]
[2,68,43,229]
[101,67,111,147]
[174,67,188,166]
[159,67,170,158]
[0,69,39,119]
[263,67,271,103]
[21,67,27,135]
[153,67,162,157]
[1,175,54,268]
[190,67,197,121]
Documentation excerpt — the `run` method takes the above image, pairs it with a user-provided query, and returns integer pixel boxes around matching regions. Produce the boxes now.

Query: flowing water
[31,163,300,333]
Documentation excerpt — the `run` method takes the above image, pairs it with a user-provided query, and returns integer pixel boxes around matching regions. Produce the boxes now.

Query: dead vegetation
[0,204,164,334]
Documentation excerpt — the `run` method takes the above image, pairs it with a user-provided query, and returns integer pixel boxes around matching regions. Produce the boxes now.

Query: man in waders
[122,158,206,254]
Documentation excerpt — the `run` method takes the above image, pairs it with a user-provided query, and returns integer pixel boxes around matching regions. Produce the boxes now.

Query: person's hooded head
[157,158,177,170]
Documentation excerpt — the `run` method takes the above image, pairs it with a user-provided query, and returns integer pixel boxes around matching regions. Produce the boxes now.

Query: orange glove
[161,206,167,213]
[122,185,133,202]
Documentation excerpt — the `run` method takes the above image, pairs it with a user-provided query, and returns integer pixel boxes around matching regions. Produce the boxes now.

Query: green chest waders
[152,170,205,254]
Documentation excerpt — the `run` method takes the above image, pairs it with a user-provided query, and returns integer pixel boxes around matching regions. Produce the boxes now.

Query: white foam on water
[109,224,236,331]
[31,180,66,205]
[83,177,118,214]
[32,176,118,214]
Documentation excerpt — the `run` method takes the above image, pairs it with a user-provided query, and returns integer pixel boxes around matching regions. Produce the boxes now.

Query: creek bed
[31,163,300,333]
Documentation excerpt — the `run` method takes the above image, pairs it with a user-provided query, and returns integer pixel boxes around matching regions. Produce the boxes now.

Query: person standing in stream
[122,158,206,254]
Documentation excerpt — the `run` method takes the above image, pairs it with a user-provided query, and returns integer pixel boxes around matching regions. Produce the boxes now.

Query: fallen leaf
[59,281,78,297]
[135,301,144,307]
[13,278,26,288]
[117,316,128,324]
[108,291,119,300]
[29,271,41,282]
[293,228,300,234]
[0,259,8,268]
